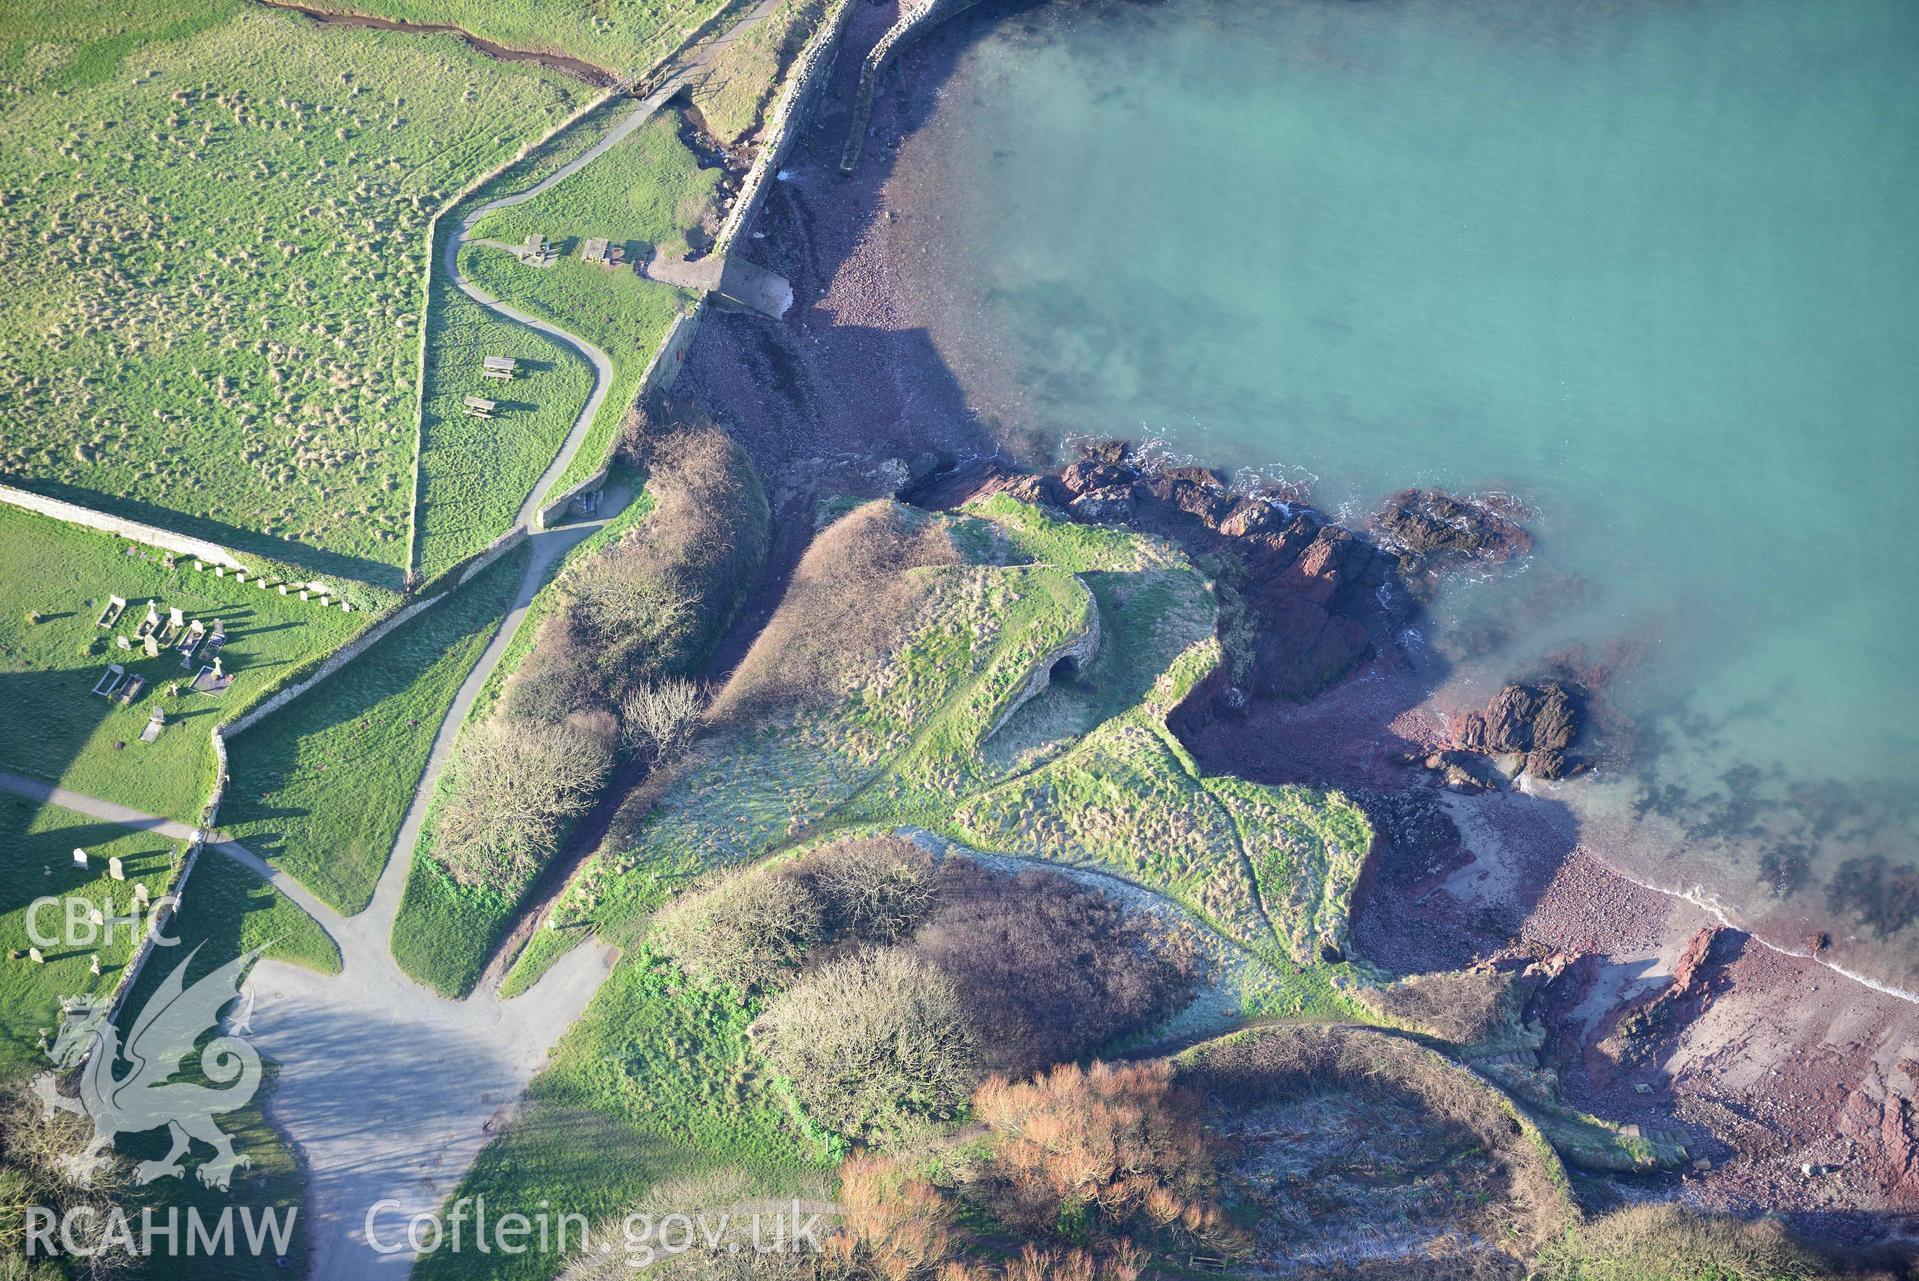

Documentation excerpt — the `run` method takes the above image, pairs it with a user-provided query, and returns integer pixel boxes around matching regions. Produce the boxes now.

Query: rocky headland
[661,0,1919,1252]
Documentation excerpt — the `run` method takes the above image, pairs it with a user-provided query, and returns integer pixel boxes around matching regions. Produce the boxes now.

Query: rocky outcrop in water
[1441,681,1583,783]
[1373,488,1532,577]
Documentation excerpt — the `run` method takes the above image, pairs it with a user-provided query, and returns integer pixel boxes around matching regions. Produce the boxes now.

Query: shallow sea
[892,0,1919,989]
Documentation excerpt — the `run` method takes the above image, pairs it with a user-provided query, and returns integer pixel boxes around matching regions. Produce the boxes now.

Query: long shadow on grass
[0,472,408,593]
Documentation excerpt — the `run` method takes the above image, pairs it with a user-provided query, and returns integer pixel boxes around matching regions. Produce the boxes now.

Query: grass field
[411,102,711,582]
[413,232,597,581]
[220,543,529,914]
[415,947,833,1281]
[459,108,714,498]
[0,0,588,589]
[0,504,365,824]
[462,249,695,497]
[323,0,729,78]
[0,797,183,1083]
[688,0,825,144]
[0,792,337,1077]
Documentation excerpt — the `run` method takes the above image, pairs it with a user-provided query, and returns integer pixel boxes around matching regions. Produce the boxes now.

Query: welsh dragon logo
[31,945,264,1190]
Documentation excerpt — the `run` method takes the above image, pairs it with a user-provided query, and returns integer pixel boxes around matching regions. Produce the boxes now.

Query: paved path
[6,16,795,1274]
[0,771,346,933]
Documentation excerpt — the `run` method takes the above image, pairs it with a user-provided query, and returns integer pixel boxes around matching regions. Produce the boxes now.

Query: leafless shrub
[571,563,698,650]
[1354,966,1525,1047]
[435,713,616,890]
[654,863,826,997]
[0,1082,130,1276]
[619,677,706,761]
[913,863,1198,1077]
[795,837,939,944]
[758,948,980,1145]
[973,1062,1225,1244]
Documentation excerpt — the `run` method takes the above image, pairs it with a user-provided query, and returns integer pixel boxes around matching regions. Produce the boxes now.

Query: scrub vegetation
[516,496,1372,1015]
[394,422,767,996]
[0,503,364,823]
[0,0,586,589]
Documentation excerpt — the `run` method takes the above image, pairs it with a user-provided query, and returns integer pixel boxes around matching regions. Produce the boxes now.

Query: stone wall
[0,483,246,571]
[714,0,862,257]
[839,0,986,173]
[222,594,445,740]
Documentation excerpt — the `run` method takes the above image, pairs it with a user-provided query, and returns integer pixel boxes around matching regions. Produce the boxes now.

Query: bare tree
[619,677,705,761]
[654,864,826,996]
[798,837,938,943]
[436,713,615,890]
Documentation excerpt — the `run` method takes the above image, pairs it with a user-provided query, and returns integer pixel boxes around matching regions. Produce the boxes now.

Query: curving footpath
[442,75,689,527]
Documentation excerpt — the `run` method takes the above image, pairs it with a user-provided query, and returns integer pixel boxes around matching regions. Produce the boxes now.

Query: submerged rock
[1373,488,1532,571]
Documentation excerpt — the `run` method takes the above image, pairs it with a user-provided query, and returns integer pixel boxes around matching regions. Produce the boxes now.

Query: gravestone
[89,955,101,976]
[72,848,88,871]
[107,856,125,882]
[143,635,160,658]
[133,882,150,906]
[28,948,43,965]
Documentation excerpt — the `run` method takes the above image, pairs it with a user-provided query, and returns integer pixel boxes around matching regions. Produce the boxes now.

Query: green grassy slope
[0,505,364,823]
[221,543,529,914]
[510,497,1373,1018]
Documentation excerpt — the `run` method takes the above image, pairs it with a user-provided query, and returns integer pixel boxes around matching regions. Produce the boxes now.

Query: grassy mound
[516,495,1371,1016]
[1177,1023,1575,1275]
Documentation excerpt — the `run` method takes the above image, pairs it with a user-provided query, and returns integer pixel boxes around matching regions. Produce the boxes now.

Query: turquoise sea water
[894,0,1919,987]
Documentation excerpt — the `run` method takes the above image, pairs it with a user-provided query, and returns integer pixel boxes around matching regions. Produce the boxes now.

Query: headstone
[211,656,223,678]
[89,955,101,976]
[340,600,352,612]
[318,596,331,608]
[143,635,160,658]
[257,577,270,589]
[133,882,150,906]
[107,856,125,881]
[233,571,246,584]
[116,636,131,650]
[170,606,184,627]
[193,560,205,572]
[72,848,88,870]
[298,590,309,601]
[278,584,289,595]
[84,904,103,927]
[28,948,43,965]
[214,566,225,577]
